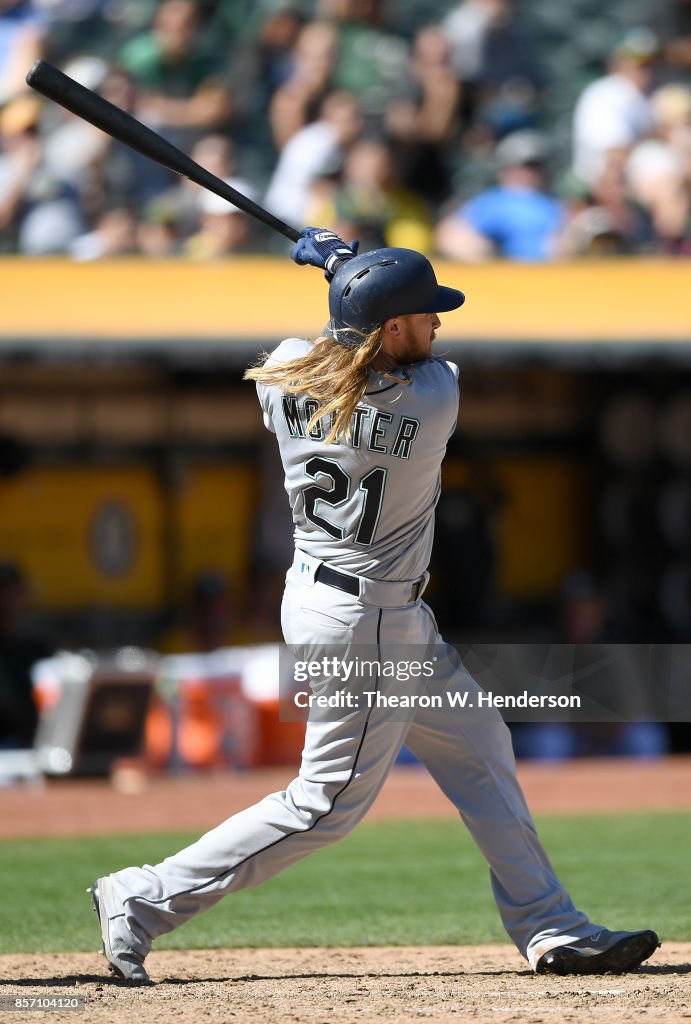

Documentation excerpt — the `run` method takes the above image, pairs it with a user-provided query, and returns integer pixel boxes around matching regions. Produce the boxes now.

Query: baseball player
[88,229,659,984]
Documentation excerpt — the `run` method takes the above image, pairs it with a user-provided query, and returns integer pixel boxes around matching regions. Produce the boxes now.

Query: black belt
[314,563,425,602]
[314,563,359,596]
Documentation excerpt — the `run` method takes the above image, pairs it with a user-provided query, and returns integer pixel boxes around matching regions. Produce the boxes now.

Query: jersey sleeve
[264,337,313,367]
[256,383,276,433]
[254,337,314,434]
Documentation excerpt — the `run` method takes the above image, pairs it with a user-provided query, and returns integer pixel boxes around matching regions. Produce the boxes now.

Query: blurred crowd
[1,0,691,260]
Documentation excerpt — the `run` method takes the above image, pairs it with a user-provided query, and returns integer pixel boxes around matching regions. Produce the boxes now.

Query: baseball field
[1,759,690,1024]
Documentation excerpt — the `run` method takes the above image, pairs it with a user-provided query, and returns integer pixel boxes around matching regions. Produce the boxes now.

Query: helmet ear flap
[324,318,370,349]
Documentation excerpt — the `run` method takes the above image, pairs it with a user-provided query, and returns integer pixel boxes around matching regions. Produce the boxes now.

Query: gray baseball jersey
[257,337,460,582]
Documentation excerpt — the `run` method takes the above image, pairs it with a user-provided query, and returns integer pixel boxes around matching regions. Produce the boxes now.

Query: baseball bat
[25,60,302,243]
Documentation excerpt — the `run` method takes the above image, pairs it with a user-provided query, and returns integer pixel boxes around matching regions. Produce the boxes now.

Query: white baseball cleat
[535,928,660,975]
[88,876,151,984]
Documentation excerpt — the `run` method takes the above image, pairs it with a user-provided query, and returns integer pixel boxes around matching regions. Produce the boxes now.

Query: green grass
[0,812,687,954]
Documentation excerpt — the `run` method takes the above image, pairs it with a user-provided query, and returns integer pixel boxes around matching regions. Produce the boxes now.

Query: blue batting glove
[290,227,359,280]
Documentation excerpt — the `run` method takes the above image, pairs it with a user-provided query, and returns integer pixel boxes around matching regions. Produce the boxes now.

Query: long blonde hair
[244,330,408,444]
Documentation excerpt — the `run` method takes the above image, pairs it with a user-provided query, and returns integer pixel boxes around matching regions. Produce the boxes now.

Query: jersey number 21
[302,457,387,546]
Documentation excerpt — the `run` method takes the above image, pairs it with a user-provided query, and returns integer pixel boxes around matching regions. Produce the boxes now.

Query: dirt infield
[1,944,689,1024]
[1,759,690,1022]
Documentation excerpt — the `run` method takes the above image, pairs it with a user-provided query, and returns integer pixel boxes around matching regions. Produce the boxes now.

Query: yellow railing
[1,257,689,344]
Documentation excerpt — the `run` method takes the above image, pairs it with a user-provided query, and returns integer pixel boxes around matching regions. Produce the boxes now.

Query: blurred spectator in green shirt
[316,0,410,118]
[119,0,232,150]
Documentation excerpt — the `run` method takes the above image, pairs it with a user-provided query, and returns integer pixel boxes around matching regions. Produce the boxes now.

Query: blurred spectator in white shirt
[264,89,362,224]
[571,28,658,188]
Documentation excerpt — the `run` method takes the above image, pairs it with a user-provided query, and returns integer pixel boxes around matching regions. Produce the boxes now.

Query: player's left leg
[403,608,659,973]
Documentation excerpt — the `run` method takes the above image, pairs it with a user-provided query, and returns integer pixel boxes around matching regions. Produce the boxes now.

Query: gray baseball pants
[106,551,599,969]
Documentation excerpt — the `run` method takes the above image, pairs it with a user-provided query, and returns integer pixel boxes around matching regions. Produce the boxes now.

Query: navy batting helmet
[327,248,465,347]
